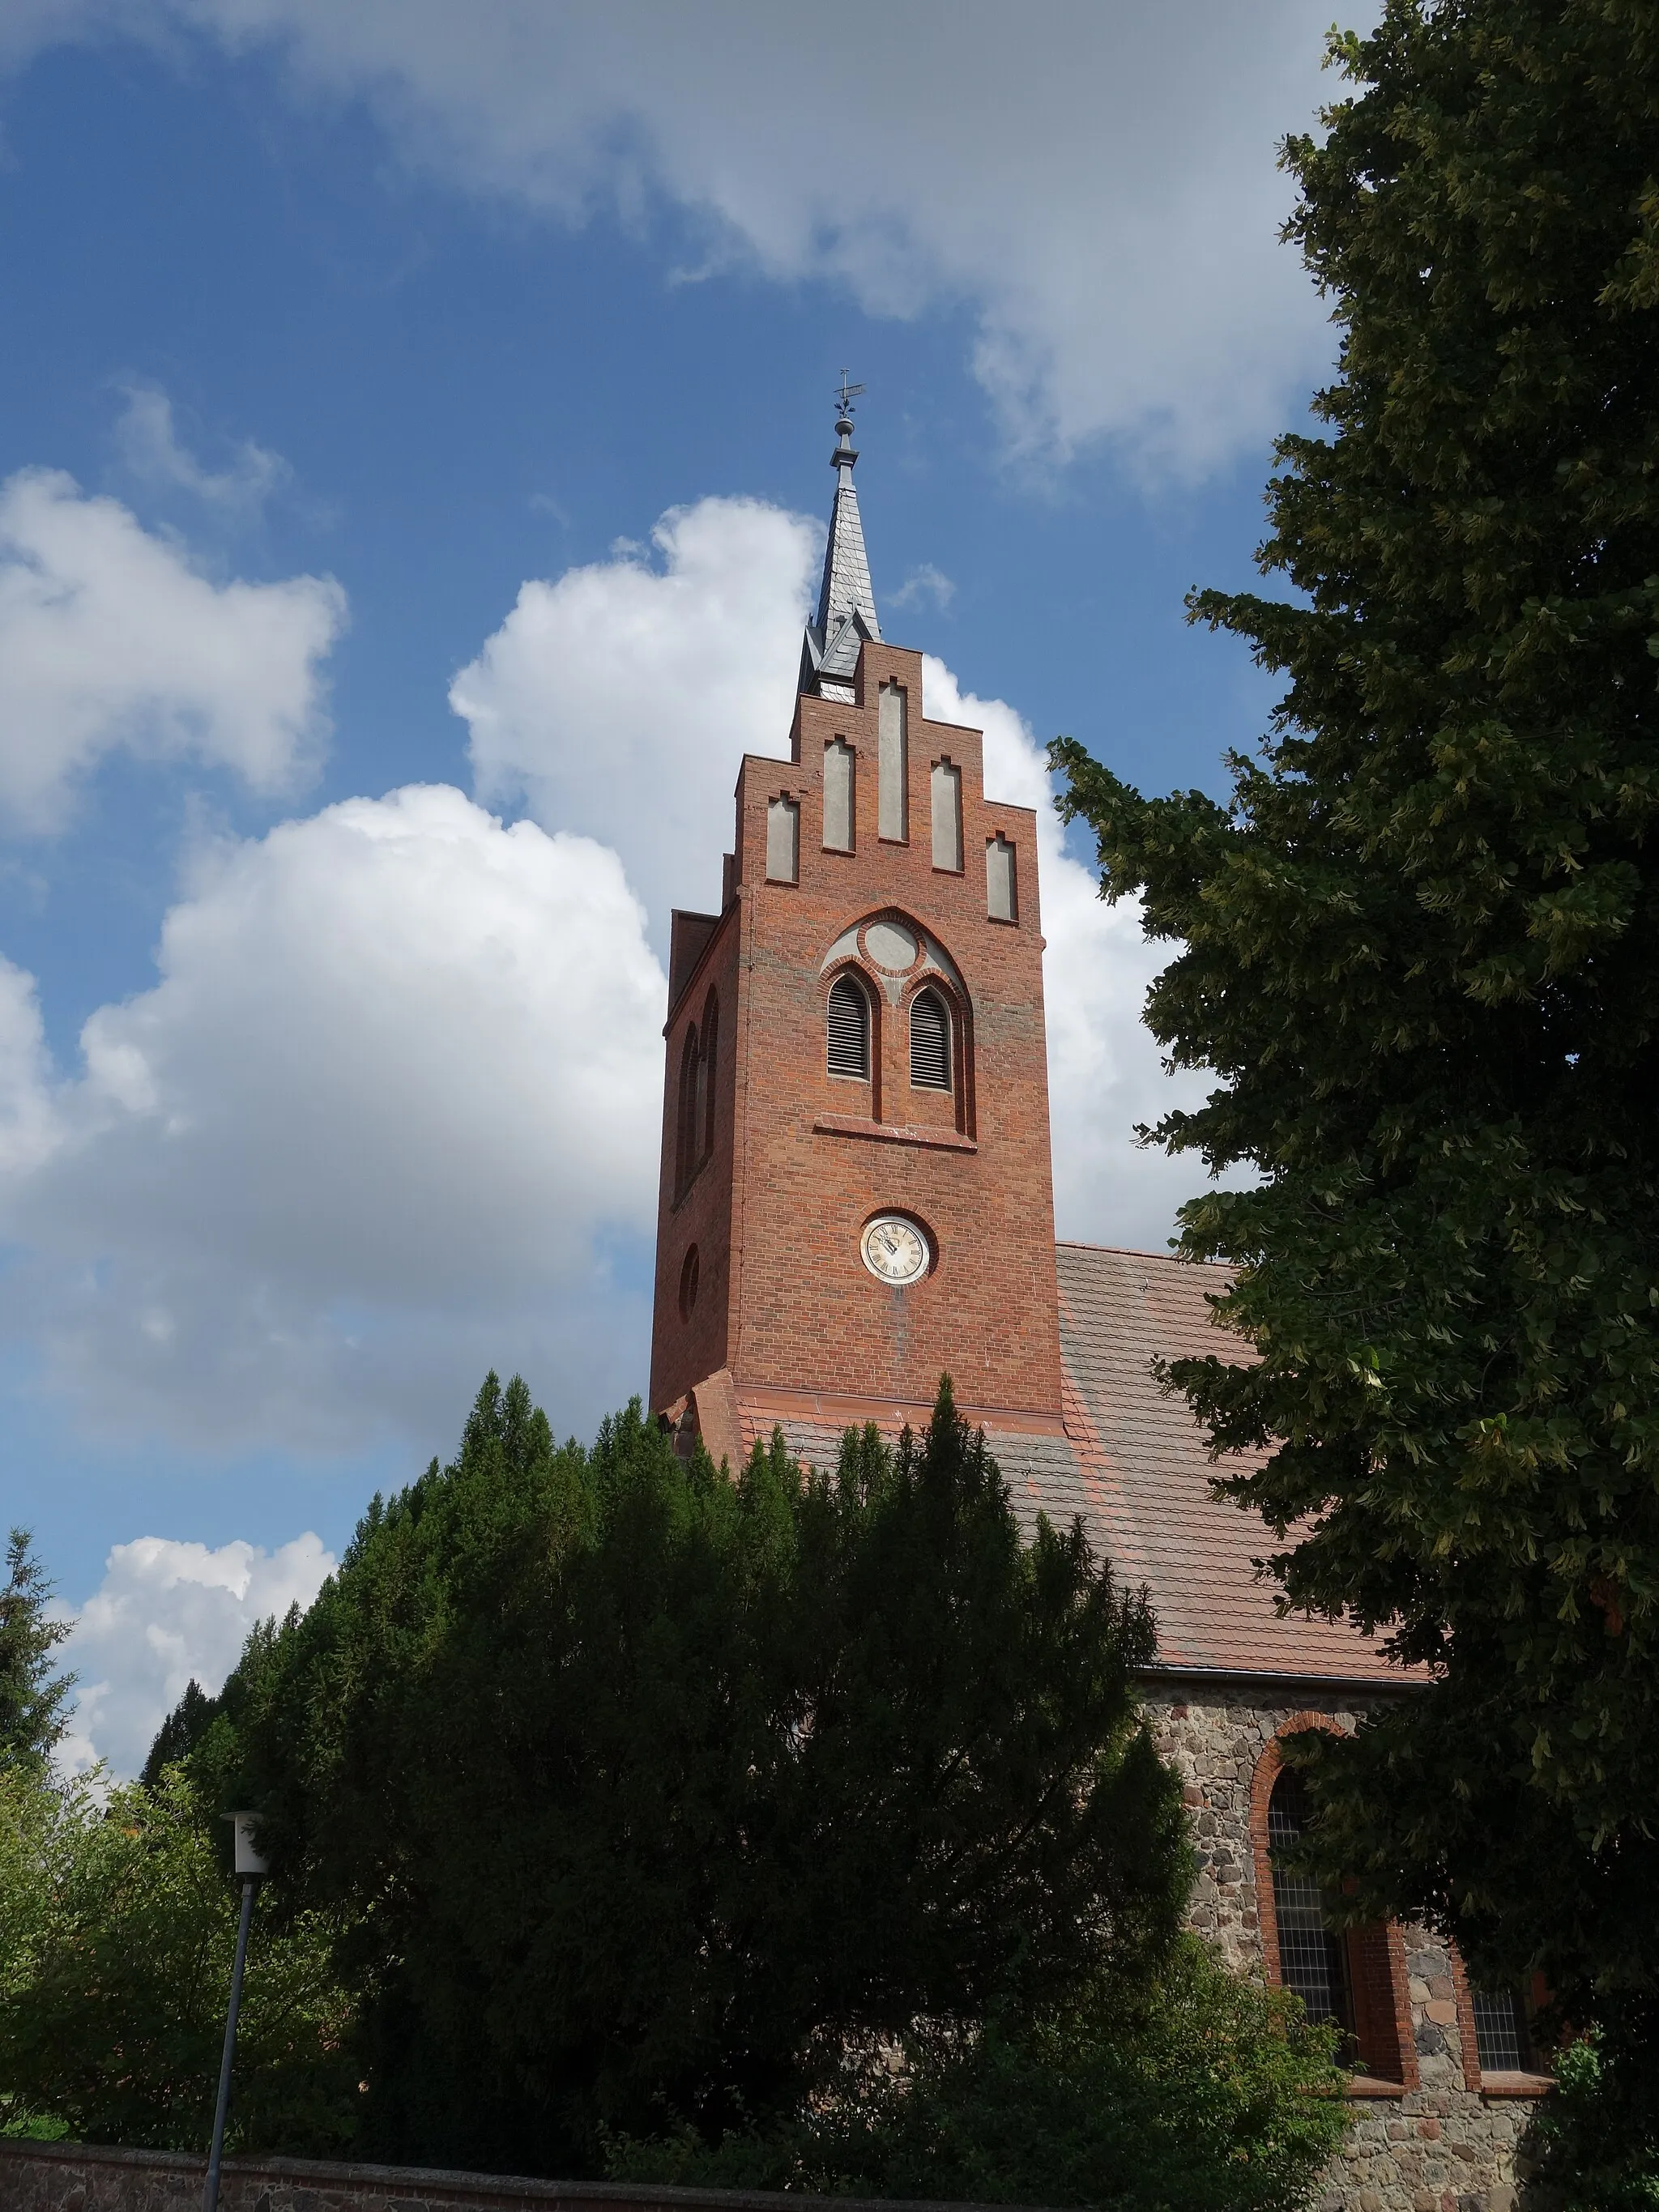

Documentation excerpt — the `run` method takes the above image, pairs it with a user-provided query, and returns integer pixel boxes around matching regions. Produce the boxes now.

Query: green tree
[1051,0,1659,2131]
[0,1764,357,2151]
[201,1374,1192,2176]
[606,1936,1349,2212]
[1532,2015,1659,2212]
[140,1680,217,1790]
[0,1532,73,1775]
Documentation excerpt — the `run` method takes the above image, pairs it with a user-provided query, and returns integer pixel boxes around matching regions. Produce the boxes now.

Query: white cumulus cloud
[917,658,1208,1249]
[59,1532,335,1779]
[0,467,345,830]
[0,957,57,1178]
[455,497,817,944]
[0,485,1209,1475]
[0,784,666,1449]
[11,0,1350,475]
[457,492,1207,1248]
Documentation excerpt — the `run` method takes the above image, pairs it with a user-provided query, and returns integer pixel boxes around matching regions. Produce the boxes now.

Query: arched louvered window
[910,987,951,1090]
[699,991,719,1160]
[675,1023,700,1196]
[827,973,870,1080]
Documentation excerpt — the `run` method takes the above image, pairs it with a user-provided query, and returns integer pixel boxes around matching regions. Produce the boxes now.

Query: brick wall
[650,641,1063,1423]
[0,2143,1014,2212]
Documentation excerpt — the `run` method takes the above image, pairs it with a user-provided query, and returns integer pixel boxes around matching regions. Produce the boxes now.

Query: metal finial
[832,372,863,470]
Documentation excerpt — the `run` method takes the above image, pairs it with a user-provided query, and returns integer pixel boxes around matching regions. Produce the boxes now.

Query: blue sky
[0,2,1346,1772]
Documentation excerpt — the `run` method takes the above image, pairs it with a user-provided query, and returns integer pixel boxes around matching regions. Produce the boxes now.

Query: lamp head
[224,1811,270,1876]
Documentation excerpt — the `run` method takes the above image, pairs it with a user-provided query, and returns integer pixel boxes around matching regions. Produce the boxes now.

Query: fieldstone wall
[1144,1685,1549,2212]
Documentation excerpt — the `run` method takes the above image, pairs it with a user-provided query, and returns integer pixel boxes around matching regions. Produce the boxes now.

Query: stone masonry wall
[1145,1686,1547,2212]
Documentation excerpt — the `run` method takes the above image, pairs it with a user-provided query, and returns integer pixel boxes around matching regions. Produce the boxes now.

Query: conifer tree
[1053,0,1659,2046]
[0,1532,72,1775]
[200,1375,1190,2176]
[141,1680,217,1789]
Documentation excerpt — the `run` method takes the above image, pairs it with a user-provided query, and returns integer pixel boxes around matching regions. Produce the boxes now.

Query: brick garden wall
[0,2144,1013,2212]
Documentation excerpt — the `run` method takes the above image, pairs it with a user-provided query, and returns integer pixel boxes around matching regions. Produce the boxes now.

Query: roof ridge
[1056,1239,1224,1264]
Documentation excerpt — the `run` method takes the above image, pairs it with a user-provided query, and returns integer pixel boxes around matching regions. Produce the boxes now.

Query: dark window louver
[827,975,869,1079]
[910,989,950,1089]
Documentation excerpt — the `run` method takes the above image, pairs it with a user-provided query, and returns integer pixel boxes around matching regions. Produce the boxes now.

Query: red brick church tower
[646,399,1548,2208]
[650,388,1068,1468]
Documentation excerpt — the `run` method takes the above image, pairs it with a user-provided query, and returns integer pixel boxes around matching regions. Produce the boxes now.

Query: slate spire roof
[800,388,881,703]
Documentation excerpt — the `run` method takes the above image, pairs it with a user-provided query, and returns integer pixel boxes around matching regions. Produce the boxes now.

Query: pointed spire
[800,375,880,701]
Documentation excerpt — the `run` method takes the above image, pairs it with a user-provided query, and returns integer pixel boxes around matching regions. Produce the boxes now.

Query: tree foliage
[0,1765,356,2151]
[139,1681,217,1791]
[0,1531,73,1775]
[1051,0,1659,2097]
[1532,2008,1659,2212]
[190,1374,1192,2176]
[605,1936,1349,2212]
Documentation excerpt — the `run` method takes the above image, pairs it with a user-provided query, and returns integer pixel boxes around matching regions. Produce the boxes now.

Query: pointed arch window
[827,972,871,1080]
[1267,1769,1355,2051]
[674,1023,701,1198]
[1263,1761,1410,2084]
[699,991,719,1158]
[909,987,951,1090]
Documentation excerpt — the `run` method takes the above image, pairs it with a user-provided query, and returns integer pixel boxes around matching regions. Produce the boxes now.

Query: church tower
[649,392,1066,1467]
[651,407,1543,2206]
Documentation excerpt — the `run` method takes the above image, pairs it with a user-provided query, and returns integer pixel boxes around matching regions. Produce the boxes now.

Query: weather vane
[835,369,864,419]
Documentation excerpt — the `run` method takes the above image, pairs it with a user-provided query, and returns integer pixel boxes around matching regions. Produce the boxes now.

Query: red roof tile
[728,1242,1410,1688]
[1056,1242,1404,1684]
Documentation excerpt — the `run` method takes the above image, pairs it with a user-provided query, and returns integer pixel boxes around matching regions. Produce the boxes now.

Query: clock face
[861,1214,930,1286]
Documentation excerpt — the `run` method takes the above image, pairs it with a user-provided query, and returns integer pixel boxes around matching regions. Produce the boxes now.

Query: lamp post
[203,1812,268,2212]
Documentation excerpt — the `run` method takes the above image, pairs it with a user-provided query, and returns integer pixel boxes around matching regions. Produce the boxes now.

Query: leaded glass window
[1268,1768,1354,2044]
[1472,1988,1530,2073]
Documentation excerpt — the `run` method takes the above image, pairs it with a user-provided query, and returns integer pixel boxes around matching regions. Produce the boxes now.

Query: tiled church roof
[733,1242,1405,1690]
[1051,1242,1402,1685]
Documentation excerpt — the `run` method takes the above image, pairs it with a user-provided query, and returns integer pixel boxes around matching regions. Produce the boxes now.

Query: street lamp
[203,1812,269,2212]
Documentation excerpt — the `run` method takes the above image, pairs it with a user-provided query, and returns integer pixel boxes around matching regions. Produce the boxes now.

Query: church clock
[860,1214,930,1285]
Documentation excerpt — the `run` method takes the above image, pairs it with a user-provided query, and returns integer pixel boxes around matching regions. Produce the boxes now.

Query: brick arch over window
[1249,1718,1418,2091]
[815,908,969,1008]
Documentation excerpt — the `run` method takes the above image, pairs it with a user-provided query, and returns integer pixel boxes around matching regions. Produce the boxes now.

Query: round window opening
[860,1214,932,1287]
[679,1243,701,1320]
